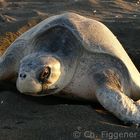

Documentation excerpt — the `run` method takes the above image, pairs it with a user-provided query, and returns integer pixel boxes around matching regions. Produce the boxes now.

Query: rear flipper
[94,69,140,126]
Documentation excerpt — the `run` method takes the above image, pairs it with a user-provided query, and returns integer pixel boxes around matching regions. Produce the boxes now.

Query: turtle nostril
[19,73,27,79]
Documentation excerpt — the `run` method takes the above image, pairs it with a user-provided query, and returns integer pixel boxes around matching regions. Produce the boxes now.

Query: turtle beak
[37,86,58,96]
[16,72,42,95]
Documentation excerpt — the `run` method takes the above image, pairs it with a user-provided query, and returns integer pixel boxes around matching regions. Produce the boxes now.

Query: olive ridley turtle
[1,12,140,125]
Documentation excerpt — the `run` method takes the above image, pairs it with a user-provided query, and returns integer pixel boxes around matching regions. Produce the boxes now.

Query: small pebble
[93,10,97,14]
[133,15,137,17]
[1,100,3,104]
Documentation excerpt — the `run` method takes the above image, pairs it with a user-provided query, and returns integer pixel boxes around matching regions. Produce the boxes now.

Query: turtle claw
[132,123,139,128]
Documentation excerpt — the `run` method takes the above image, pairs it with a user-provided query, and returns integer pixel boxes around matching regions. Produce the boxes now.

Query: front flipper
[0,39,27,80]
[0,54,18,90]
[94,70,140,125]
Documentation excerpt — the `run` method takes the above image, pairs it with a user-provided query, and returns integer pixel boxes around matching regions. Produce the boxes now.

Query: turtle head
[16,53,63,96]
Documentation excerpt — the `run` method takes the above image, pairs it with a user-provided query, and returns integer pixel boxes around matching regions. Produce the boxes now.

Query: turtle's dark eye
[39,66,51,82]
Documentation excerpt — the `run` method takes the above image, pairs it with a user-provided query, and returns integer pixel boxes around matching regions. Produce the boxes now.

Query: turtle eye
[40,66,51,82]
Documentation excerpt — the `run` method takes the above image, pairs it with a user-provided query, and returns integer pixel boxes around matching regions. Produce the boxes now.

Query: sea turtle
[1,12,140,125]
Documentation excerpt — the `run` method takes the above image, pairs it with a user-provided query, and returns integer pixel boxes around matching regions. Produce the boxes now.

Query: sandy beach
[0,0,140,139]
